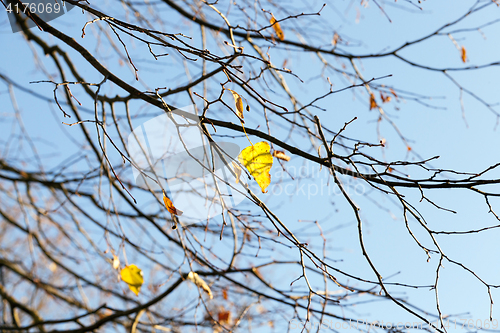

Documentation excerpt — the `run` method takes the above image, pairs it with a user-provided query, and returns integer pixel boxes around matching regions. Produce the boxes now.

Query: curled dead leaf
[369,93,377,110]
[461,46,467,63]
[218,310,231,324]
[163,191,183,216]
[272,150,291,162]
[187,271,213,299]
[227,89,244,121]
[270,14,285,41]
[380,92,391,103]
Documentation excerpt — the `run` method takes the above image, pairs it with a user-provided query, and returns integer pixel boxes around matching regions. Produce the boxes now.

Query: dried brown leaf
[380,92,392,103]
[163,192,183,216]
[218,310,231,324]
[369,93,377,110]
[227,89,244,120]
[272,150,291,162]
[222,288,228,300]
[389,88,398,99]
[461,46,467,63]
[270,15,285,41]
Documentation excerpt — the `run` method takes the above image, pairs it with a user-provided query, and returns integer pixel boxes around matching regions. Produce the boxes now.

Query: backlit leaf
[270,15,285,41]
[163,191,183,216]
[238,142,273,193]
[120,264,144,296]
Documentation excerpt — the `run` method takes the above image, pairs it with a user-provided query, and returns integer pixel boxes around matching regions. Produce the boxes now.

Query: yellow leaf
[461,46,467,63]
[238,141,273,193]
[272,150,290,162]
[120,264,144,296]
[270,15,285,41]
[187,271,213,299]
[227,89,244,121]
[163,191,183,216]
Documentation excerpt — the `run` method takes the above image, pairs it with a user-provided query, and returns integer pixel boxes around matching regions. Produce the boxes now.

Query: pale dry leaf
[227,89,244,120]
[112,254,120,270]
[49,262,57,272]
[332,32,339,46]
[272,150,291,162]
[187,271,213,299]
